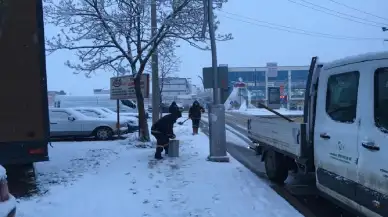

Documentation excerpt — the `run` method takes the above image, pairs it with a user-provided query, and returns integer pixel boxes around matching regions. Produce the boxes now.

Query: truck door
[314,68,360,202]
[356,65,388,216]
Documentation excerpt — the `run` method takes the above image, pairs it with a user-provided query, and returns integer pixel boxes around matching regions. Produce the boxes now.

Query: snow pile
[234,108,303,116]
[16,122,302,217]
[0,165,6,180]
[0,195,16,217]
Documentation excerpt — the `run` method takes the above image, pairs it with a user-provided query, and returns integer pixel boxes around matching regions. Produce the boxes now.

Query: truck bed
[247,116,308,159]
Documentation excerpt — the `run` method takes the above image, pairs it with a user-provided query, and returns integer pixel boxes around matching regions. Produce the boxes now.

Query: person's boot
[154,147,163,160]
[164,145,169,155]
[192,128,195,135]
[194,128,198,135]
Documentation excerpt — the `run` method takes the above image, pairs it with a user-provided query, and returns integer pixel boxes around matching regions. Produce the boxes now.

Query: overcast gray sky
[45,0,388,95]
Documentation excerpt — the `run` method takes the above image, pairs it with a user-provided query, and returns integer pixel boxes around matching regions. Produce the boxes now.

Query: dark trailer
[0,0,50,165]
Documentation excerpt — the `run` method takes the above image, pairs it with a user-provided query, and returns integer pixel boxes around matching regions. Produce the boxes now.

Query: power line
[218,11,386,41]
[287,0,387,28]
[297,0,388,26]
[326,0,388,22]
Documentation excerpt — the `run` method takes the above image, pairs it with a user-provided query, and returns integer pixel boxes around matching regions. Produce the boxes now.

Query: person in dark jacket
[168,101,180,115]
[189,100,205,135]
[151,111,182,160]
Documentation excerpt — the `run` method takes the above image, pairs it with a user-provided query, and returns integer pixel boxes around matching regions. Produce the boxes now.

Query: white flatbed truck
[247,53,388,217]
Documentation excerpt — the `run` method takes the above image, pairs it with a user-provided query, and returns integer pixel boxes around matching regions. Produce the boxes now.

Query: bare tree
[147,39,181,117]
[44,0,232,141]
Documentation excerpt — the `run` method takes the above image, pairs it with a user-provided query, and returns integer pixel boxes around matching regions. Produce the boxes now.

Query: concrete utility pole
[151,0,161,124]
[206,0,229,162]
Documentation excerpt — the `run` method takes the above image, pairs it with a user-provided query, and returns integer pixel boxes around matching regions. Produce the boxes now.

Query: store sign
[266,62,278,78]
[110,74,150,100]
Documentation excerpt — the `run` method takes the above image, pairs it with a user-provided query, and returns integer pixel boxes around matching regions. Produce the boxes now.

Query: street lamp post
[206,0,229,163]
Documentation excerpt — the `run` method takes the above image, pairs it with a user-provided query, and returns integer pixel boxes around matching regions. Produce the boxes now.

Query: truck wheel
[94,127,113,140]
[6,163,36,179]
[264,150,289,184]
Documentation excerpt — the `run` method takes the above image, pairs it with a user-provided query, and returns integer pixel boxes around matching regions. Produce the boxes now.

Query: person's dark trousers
[192,119,200,135]
[155,146,164,160]
[152,132,169,159]
[164,144,169,155]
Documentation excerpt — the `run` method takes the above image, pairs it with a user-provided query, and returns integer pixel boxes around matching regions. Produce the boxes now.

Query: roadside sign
[267,82,275,87]
[110,74,150,100]
[266,62,278,77]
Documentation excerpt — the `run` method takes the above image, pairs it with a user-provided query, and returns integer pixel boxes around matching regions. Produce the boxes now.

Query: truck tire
[6,163,36,179]
[264,150,289,184]
[94,127,113,140]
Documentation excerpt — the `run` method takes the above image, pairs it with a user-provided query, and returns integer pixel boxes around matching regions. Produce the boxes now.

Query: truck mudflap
[0,141,49,165]
[247,117,309,159]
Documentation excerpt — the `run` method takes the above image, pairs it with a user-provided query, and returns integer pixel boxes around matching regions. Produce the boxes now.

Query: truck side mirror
[68,116,76,121]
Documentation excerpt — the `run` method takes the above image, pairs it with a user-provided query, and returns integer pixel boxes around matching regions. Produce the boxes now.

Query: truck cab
[248,52,388,217]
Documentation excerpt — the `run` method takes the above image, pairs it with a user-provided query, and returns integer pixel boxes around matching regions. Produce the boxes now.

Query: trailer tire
[264,150,288,184]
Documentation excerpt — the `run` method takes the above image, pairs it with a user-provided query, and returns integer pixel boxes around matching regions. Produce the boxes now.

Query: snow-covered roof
[323,51,388,70]
[0,165,7,180]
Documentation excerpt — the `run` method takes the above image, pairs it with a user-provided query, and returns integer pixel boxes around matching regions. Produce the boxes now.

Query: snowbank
[17,121,302,217]
[0,165,6,180]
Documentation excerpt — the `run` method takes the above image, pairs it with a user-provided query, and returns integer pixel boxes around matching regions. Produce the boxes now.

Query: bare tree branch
[44,0,232,141]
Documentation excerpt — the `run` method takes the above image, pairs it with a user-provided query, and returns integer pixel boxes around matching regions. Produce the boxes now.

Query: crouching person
[151,111,182,160]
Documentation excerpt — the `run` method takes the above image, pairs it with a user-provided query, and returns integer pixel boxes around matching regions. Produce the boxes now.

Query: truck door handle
[320,133,330,139]
[50,122,57,125]
[361,141,380,151]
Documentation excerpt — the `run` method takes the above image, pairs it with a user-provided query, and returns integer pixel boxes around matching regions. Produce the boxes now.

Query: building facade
[227,65,309,109]
[159,77,191,101]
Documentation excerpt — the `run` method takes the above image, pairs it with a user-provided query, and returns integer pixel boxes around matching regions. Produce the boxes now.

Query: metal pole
[206,0,229,162]
[151,0,161,124]
[116,72,121,137]
[207,0,219,104]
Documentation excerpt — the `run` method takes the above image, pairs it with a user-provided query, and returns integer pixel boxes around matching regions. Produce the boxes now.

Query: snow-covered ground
[230,108,303,116]
[16,120,302,217]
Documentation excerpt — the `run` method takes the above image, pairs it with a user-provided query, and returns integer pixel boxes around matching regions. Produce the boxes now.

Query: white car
[0,166,16,217]
[99,107,141,119]
[49,108,128,140]
[74,107,139,133]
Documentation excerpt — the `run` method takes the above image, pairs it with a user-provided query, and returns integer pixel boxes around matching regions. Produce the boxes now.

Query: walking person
[151,111,182,160]
[169,101,180,114]
[189,100,205,135]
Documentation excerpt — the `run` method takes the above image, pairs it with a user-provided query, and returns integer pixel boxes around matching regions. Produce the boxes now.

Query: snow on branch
[146,38,181,83]
[44,0,231,77]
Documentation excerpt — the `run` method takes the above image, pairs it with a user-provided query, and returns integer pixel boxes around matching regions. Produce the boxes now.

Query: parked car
[49,108,128,140]
[0,166,16,217]
[74,107,139,133]
[97,107,148,120]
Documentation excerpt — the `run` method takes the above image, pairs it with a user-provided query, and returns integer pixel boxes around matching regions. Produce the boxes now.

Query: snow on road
[230,108,303,116]
[16,122,302,217]
[201,116,249,147]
